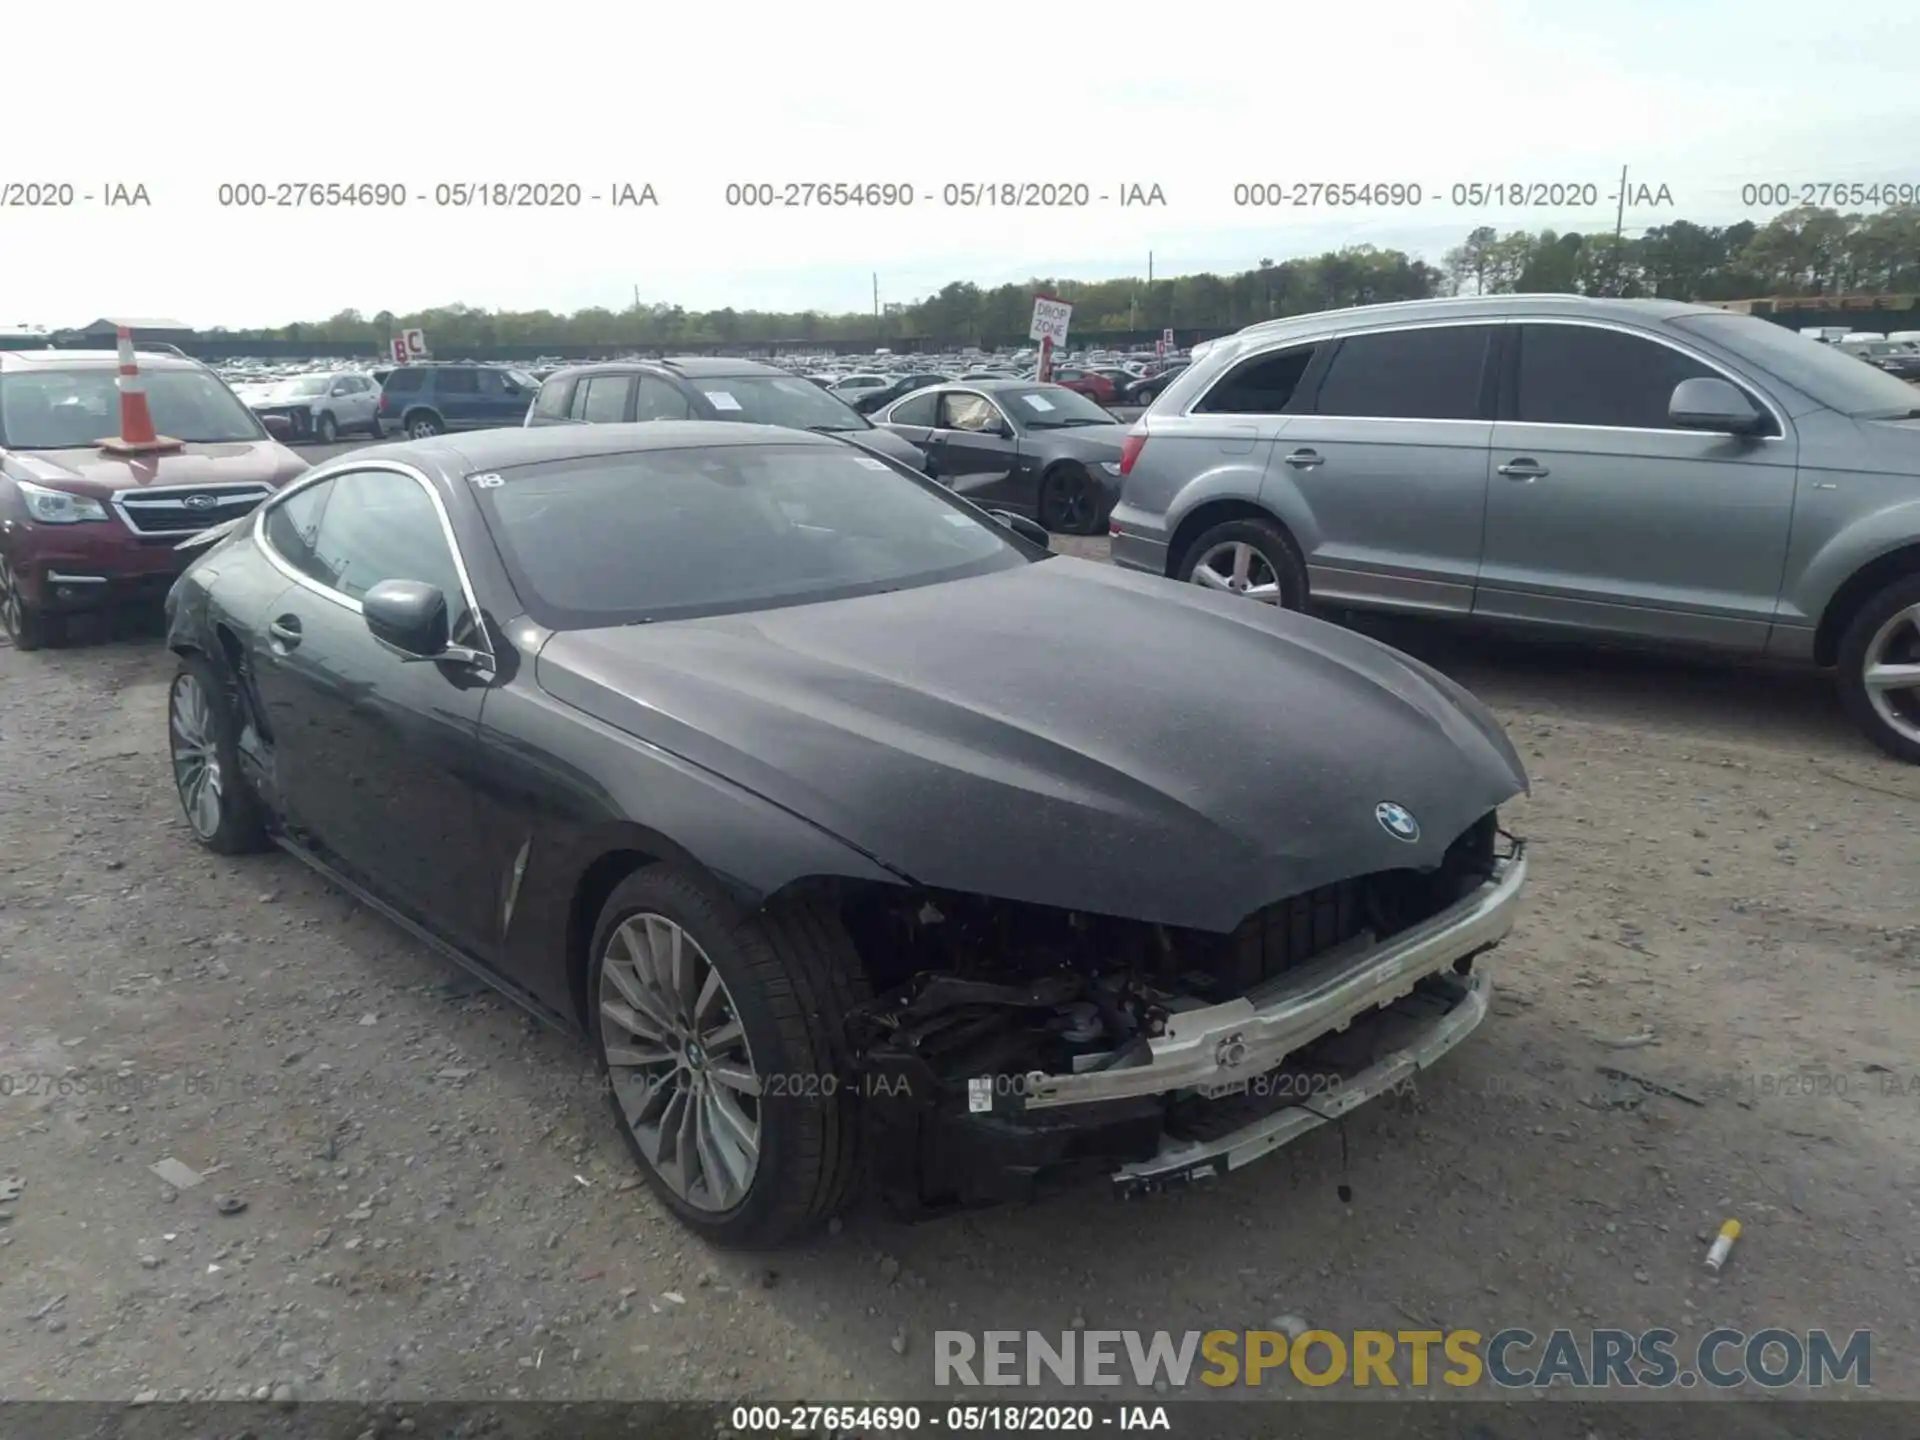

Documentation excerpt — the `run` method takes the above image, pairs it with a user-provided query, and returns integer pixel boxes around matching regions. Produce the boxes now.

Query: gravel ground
[2,474,1918,1406]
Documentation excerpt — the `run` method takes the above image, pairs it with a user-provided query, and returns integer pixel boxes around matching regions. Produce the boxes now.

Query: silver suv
[1110,295,1920,763]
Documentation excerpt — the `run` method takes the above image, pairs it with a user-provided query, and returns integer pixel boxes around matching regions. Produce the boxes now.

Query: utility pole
[1610,165,1629,295]
[633,283,640,310]
[872,272,880,345]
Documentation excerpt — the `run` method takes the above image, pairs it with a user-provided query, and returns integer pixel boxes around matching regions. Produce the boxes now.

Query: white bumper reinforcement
[1020,847,1527,1112]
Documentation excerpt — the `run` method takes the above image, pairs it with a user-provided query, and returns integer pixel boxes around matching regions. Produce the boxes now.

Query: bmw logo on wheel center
[1375,802,1420,842]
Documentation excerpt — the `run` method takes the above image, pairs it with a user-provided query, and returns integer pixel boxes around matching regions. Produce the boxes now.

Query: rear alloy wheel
[0,552,58,651]
[406,413,443,439]
[315,411,338,443]
[167,656,269,854]
[1037,462,1101,534]
[588,865,869,1247]
[1838,573,1920,764]
[1177,516,1309,610]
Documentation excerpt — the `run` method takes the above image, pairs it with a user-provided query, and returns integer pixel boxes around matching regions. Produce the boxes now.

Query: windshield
[276,375,331,397]
[1669,313,1920,418]
[0,366,264,448]
[471,442,1032,628]
[1003,386,1115,427]
[697,375,872,431]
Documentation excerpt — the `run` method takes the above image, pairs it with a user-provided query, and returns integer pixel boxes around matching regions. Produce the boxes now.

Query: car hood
[532,559,1528,932]
[1,440,310,497]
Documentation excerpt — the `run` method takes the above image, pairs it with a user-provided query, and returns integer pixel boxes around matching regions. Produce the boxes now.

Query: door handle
[1283,448,1324,469]
[1498,459,1549,481]
[267,616,302,650]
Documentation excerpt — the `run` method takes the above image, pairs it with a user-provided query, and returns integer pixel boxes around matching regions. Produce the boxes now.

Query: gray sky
[7,0,1916,328]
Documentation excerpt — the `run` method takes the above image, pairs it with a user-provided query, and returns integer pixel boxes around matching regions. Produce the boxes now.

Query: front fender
[1782,496,1920,628]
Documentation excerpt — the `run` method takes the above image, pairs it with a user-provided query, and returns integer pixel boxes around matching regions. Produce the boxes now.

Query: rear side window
[437,368,479,395]
[887,391,940,427]
[1314,326,1492,420]
[383,368,423,393]
[532,376,573,419]
[1197,344,1317,414]
[1515,324,1718,430]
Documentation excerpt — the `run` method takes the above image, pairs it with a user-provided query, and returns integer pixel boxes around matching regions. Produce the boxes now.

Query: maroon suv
[0,350,309,649]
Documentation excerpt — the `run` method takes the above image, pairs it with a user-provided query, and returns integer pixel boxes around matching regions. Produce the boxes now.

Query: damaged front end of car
[839,811,1526,1216]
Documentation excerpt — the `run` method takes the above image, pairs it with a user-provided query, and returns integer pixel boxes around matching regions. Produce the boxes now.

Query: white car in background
[828,373,893,402]
[236,370,382,443]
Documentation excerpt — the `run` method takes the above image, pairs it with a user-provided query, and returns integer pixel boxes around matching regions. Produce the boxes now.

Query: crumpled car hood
[533,558,1528,932]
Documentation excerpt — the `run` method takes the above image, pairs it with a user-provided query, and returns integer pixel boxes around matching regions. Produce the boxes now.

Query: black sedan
[844,371,955,414]
[872,379,1130,534]
[525,357,929,472]
[1125,360,1189,404]
[162,422,1529,1246]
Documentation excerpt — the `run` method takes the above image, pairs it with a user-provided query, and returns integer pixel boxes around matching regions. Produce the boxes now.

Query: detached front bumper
[1026,848,1526,1111]
[863,848,1526,1216]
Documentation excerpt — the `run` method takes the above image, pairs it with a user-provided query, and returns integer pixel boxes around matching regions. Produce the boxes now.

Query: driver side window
[293,469,469,626]
[940,393,1002,432]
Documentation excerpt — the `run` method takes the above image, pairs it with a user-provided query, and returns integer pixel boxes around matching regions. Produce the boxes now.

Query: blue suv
[373,363,537,439]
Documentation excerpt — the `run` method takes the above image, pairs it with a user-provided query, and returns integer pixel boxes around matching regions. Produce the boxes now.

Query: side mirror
[989,510,1052,548]
[362,578,450,658]
[1669,377,1765,435]
[261,414,293,439]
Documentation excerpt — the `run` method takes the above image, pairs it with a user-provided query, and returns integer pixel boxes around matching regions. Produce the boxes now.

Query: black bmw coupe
[163,421,1529,1246]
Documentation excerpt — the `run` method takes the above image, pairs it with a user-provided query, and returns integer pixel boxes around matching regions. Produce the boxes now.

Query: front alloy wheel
[0,552,55,650]
[587,865,869,1246]
[1037,463,1100,534]
[1839,574,1920,764]
[598,912,762,1212]
[167,657,269,853]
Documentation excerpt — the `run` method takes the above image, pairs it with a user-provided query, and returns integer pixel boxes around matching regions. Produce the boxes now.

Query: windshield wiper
[807,423,865,434]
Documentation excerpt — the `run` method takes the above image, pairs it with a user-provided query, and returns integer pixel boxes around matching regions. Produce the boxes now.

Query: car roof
[0,349,206,372]
[1219,293,1718,346]
[543,356,789,384]
[359,420,842,473]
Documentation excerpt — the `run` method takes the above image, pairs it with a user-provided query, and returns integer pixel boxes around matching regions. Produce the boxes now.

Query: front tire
[315,411,338,443]
[0,552,60,651]
[1036,462,1102,535]
[1175,516,1309,609]
[168,655,270,853]
[1837,572,1920,764]
[588,865,869,1247]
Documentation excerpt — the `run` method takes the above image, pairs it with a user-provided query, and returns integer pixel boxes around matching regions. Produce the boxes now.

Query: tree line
[208,204,1918,351]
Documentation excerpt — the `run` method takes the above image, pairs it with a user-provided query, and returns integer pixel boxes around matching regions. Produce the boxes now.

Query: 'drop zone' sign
[1029,297,1072,346]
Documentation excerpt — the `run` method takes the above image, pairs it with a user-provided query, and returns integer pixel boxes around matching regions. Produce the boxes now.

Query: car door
[434,367,481,429]
[932,390,1025,510]
[876,388,945,475]
[1250,323,1497,615]
[476,367,528,428]
[1476,319,1797,651]
[248,463,498,951]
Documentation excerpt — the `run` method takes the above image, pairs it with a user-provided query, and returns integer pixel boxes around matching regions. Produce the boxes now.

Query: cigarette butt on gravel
[1705,1219,1741,1272]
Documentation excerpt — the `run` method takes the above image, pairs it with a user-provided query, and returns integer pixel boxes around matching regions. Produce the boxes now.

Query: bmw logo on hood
[1375,802,1420,843]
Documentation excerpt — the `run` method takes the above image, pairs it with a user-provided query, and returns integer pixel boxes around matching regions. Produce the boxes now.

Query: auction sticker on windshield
[1022,394,1056,411]
[704,390,743,410]
[854,456,888,469]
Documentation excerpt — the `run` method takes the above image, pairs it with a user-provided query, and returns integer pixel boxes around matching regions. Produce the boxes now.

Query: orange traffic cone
[98,325,182,453]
